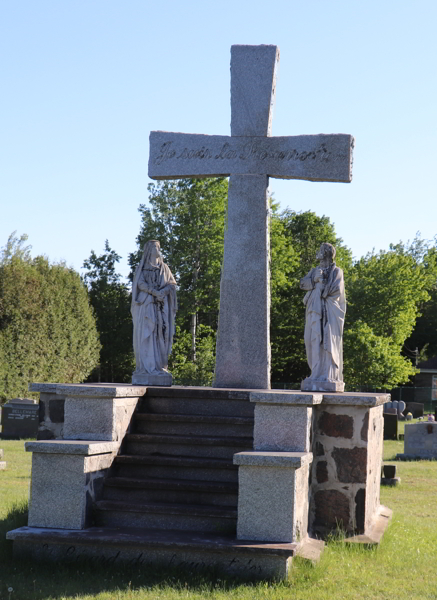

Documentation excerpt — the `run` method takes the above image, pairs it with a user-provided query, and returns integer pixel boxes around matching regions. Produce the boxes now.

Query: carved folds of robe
[300,264,346,383]
[131,261,177,376]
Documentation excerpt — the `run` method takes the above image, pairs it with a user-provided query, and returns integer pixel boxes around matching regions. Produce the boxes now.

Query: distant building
[415,356,437,404]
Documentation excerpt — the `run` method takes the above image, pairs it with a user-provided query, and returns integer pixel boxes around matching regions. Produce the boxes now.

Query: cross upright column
[214,46,279,389]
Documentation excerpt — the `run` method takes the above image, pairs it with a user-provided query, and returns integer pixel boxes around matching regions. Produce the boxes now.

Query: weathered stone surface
[249,391,322,405]
[236,458,311,543]
[132,372,172,386]
[231,45,278,137]
[149,132,354,183]
[318,411,353,439]
[403,421,437,458]
[234,451,312,468]
[361,412,369,441]
[355,488,366,532]
[28,452,113,529]
[314,490,350,529]
[49,399,65,423]
[316,461,328,483]
[322,393,390,407]
[332,447,367,483]
[214,174,270,389]
[25,440,119,455]
[254,405,312,452]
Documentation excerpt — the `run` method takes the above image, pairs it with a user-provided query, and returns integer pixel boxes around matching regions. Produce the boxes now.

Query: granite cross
[148,45,354,390]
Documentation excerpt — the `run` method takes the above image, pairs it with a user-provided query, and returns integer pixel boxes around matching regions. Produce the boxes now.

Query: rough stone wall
[37,393,65,440]
[309,404,379,537]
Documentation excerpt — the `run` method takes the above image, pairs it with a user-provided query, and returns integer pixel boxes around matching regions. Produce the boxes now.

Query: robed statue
[300,242,346,392]
[131,240,177,385]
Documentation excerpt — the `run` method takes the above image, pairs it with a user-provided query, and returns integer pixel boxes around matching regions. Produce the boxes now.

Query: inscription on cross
[148,45,354,390]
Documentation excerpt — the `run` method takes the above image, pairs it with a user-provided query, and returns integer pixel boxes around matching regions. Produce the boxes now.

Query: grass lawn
[1,428,437,600]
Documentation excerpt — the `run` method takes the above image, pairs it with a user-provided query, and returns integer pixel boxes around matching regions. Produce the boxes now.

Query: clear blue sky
[1,0,436,280]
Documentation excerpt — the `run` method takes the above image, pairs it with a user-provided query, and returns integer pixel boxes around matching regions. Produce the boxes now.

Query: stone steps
[103,476,238,507]
[94,500,237,534]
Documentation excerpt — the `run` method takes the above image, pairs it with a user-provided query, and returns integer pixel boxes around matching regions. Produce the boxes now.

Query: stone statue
[299,243,346,392]
[131,240,177,385]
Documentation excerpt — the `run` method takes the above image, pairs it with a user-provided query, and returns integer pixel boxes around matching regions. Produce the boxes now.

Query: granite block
[25,440,118,455]
[254,404,312,452]
[249,391,322,405]
[234,451,312,468]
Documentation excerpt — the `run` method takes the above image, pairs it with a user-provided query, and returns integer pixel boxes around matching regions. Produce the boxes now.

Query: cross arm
[148,131,354,182]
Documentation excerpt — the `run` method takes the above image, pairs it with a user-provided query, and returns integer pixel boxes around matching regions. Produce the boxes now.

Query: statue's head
[317,242,336,263]
[142,240,162,265]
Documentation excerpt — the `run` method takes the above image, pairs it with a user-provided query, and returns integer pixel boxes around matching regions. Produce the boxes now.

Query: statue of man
[299,242,346,392]
[131,240,177,385]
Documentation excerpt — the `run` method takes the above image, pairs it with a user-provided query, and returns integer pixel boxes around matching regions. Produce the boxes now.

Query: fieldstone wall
[310,402,384,537]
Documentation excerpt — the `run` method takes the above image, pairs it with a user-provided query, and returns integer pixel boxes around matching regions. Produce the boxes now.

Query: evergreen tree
[83,241,134,383]
[0,233,100,401]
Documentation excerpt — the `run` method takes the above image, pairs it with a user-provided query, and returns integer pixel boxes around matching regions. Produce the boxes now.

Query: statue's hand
[313,267,324,283]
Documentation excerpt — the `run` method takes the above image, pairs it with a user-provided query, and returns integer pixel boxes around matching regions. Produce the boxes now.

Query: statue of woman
[299,242,346,392]
[131,240,177,385]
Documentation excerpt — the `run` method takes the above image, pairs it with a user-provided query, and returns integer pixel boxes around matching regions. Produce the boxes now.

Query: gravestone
[0,448,5,470]
[404,402,424,418]
[383,412,398,440]
[1,399,39,439]
[148,45,354,389]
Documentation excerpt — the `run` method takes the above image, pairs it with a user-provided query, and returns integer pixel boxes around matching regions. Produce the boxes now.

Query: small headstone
[381,464,400,486]
[1,398,39,439]
[383,402,393,413]
[0,448,5,470]
[404,402,424,418]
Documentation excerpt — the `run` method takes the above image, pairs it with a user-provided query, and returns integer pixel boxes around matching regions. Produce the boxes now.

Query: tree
[343,239,437,389]
[82,241,134,383]
[129,178,228,365]
[270,209,352,385]
[0,233,100,401]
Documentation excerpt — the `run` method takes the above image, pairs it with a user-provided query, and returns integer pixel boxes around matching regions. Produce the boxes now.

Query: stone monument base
[132,372,172,386]
[301,378,344,392]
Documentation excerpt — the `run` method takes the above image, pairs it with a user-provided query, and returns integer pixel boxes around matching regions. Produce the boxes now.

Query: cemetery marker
[148,45,354,389]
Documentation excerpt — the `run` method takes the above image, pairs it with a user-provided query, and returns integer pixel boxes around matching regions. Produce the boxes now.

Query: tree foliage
[0,234,100,401]
[83,241,134,383]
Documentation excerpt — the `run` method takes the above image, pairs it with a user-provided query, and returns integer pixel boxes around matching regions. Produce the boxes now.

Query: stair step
[113,454,238,483]
[102,476,238,507]
[94,500,237,534]
[134,412,254,437]
[135,413,254,425]
[104,476,238,493]
[7,525,307,579]
[141,389,254,418]
[96,500,237,518]
[125,433,253,446]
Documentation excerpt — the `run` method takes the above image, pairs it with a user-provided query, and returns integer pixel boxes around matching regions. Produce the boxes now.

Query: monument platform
[7,383,391,580]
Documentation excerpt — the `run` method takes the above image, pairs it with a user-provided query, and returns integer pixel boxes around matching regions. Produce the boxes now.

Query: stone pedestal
[234,451,312,543]
[301,379,344,393]
[26,441,118,529]
[31,383,147,442]
[132,372,172,386]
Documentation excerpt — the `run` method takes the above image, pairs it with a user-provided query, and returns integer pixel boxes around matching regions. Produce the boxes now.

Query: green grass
[1,435,437,600]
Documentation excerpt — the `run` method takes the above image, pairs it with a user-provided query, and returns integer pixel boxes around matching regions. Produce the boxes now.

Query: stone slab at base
[7,526,306,580]
[345,505,392,546]
[132,372,172,386]
[381,477,401,486]
[301,379,344,392]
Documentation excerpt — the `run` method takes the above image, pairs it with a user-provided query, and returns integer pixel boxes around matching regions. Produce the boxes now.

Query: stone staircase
[94,388,254,535]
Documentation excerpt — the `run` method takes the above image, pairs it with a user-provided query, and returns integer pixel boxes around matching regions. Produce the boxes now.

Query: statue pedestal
[131,372,172,386]
[301,378,344,393]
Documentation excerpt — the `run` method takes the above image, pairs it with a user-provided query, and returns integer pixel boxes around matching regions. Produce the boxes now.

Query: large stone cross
[148,45,354,390]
